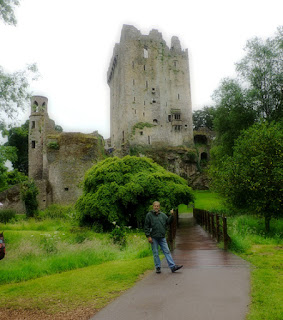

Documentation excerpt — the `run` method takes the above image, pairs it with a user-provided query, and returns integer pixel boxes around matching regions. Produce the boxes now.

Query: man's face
[153,203,160,213]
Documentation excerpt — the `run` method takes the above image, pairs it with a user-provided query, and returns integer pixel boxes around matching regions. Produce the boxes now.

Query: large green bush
[76,156,194,229]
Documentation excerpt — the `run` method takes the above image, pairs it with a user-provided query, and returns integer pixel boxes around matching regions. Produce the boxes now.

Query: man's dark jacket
[144,210,173,238]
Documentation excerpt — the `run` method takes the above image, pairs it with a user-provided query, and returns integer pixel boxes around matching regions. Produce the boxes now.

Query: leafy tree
[236,26,283,122]
[210,122,283,232]
[193,106,215,130]
[0,64,38,127]
[0,145,17,191]
[76,156,194,230]
[211,27,282,156]
[0,0,20,26]
[212,78,256,155]
[4,120,29,174]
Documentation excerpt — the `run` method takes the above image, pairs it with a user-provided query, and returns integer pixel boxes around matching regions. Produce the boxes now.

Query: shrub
[0,209,16,223]
[20,179,39,218]
[110,225,127,247]
[39,204,76,220]
[76,156,194,230]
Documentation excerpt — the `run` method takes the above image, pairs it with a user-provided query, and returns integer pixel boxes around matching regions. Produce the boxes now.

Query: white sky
[0,0,282,138]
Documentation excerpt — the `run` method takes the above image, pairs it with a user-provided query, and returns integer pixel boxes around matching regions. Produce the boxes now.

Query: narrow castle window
[140,131,143,135]
[132,61,135,68]
[144,65,146,71]
[143,112,145,117]
[32,141,36,148]
[152,88,156,93]
[144,101,145,105]
[145,81,148,88]
[168,115,172,122]
[153,119,158,124]
[64,188,69,191]
[148,136,151,144]
[133,79,135,85]
[174,113,181,120]
[152,99,156,104]
[178,94,180,100]
[144,48,148,58]
[32,121,35,129]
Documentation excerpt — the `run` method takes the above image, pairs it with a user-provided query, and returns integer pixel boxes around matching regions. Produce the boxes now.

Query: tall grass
[0,218,151,285]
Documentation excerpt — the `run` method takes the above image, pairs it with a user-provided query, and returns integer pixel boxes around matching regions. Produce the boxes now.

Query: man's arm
[166,209,174,224]
[144,213,152,243]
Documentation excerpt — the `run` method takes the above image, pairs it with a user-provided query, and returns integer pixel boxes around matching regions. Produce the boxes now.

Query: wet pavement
[90,214,250,320]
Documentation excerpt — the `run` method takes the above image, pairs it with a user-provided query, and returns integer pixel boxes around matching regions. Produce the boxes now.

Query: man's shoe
[171,265,183,273]
[156,267,161,273]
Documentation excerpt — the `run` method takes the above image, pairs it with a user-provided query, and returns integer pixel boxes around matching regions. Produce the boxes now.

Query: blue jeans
[151,237,175,269]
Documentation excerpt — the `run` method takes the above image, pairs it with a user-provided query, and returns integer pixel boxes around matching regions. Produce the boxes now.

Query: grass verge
[240,245,283,320]
[0,256,154,316]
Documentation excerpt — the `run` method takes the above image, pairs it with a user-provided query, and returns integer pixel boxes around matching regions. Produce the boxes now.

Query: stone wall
[108,25,193,152]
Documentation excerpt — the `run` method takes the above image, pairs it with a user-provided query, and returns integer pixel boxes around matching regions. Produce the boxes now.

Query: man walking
[144,201,183,273]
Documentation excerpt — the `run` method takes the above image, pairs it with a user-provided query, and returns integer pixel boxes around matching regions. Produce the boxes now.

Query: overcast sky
[1,0,282,138]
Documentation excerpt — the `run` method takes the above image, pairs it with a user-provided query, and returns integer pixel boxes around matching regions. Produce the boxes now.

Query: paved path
[91,214,250,320]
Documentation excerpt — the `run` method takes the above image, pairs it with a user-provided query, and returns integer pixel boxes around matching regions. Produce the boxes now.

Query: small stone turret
[29,96,49,180]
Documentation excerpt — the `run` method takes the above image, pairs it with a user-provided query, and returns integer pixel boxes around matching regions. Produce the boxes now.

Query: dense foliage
[193,106,215,130]
[211,26,282,156]
[0,0,20,26]
[76,156,194,229]
[20,179,39,217]
[210,122,283,231]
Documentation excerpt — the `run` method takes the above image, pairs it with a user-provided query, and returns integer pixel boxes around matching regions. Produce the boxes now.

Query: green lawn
[0,257,154,314]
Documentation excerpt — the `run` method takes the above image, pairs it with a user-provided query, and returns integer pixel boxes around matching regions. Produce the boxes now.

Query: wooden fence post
[223,216,228,250]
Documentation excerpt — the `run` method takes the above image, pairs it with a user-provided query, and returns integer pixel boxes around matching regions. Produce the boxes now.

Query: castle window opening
[33,101,38,112]
[144,48,148,58]
[146,81,148,88]
[122,131,125,143]
[64,188,69,191]
[134,97,135,102]
[174,125,181,131]
[143,112,145,117]
[144,65,146,71]
[140,131,143,135]
[32,141,36,148]
[152,99,156,103]
[144,101,145,105]
[133,79,135,85]
[168,115,172,122]
[152,88,156,93]
[153,119,158,124]
[174,60,177,67]
[148,136,151,144]
[32,121,35,129]
[132,61,135,68]
[178,94,180,100]
[185,124,188,129]
[174,113,181,120]
[42,102,46,107]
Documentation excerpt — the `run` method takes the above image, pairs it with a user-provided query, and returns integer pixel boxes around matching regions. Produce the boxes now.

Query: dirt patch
[0,307,97,320]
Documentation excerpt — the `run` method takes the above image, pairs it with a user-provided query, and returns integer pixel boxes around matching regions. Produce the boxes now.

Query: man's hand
[148,236,153,244]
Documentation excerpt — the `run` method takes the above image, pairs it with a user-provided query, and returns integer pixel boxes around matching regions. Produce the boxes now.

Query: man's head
[153,201,160,213]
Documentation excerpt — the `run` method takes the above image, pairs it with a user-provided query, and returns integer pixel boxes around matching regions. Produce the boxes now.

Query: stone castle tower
[107,25,193,152]
[28,96,104,209]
